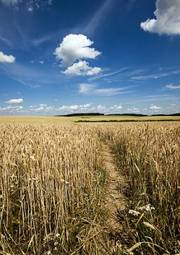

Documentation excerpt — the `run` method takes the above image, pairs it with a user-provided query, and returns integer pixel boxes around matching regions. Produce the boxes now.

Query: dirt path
[102,143,127,234]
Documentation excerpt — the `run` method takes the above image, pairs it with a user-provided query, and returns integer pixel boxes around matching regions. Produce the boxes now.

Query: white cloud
[94,88,125,96]
[131,70,180,80]
[0,51,15,63]
[79,83,127,96]
[0,105,23,113]
[29,104,53,112]
[127,107,140,113]
[58,104,92,113]
[2,102,178,115]
[141,0,180,35]
[89,67,130,82]
[56,104,123,114]
[54,34,101,66]
[64,60,102,76]
[166,83,180,89]
[5,98,24,104]
[110,104,122,110]
[149,104,161,110]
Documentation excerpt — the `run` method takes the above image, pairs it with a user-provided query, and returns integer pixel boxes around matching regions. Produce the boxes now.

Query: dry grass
[0,120,179,254]
[0,124,107,255]
[100,123,180,254]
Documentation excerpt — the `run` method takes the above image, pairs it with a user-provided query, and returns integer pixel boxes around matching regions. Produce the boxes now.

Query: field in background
[74,115,180,122]
[0,117,179,254]
[0,115,180,124]
[0,116,73,124]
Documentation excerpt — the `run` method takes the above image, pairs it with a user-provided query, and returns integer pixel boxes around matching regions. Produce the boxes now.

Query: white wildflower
[138,204,155,212]
[128,209,140,216]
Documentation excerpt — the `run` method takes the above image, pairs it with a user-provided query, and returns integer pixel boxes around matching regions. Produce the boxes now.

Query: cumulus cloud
[29,104,53,112]
[39,103,123,114]
[0,105,23,113]
[64,60,102,76]
[0,51,15,63]
[166,83,180,89]
[110,104,122,110]
[57,104,92,113]
[56,104,122,114]
[3,102,176,115]
[127,107,140,113]
[149,104,161,110]
[141,0,180,35]
[54,34,101,66]
[79,83,127,96]
[5,98,24,104]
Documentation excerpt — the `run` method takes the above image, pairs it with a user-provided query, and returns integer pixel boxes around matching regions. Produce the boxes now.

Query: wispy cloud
[131,70,180,80]
[79,83,129,96]
[89,67,130,82]
[0,0,18,6]
[32,29,61,47]
[0,35,13,47]
[84,0,114,36]
[132,94,180,104]
[0,62,63,87]
[89,68,146,83]
[0,19,29,50]
[165,84,180,90]
[0,0,53,12]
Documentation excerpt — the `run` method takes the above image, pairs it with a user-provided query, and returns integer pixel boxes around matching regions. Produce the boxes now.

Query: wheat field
[0,119,179,254]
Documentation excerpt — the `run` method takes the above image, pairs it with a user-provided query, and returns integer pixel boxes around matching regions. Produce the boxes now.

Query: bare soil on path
[102,143,127,234]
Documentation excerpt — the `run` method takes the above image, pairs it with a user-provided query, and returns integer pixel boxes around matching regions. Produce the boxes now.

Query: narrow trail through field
[102,143,127,234]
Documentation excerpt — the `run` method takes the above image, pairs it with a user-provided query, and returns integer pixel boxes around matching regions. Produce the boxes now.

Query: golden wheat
[99,122,180,254]
[0,124,107,255]
[0,121,179,255]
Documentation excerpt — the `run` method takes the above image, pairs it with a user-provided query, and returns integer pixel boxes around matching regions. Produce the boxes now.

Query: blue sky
[0,0,180,115]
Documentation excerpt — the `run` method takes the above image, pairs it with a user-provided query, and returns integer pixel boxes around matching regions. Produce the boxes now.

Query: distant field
[74,115,180,122]
[0,115,180,124]
[0,116,72,124]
